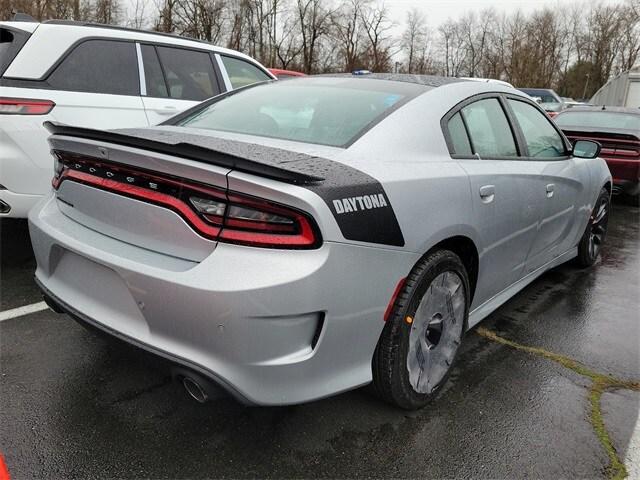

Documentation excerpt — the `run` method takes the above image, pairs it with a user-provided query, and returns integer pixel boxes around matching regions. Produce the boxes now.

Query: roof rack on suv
[12,12,37,22]
[42,20,212,46]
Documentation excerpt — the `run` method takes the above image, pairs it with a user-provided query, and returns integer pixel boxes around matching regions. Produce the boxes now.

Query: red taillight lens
[52,153,321,249]
[218,192,318,247]
[0,97,55,115]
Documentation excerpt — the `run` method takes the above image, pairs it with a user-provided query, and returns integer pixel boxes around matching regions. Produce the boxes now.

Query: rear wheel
[372,250,469,410]
[576,187,610,267]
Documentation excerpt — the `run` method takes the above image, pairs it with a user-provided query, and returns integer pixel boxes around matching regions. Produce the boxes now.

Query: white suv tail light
[0,97,55,115]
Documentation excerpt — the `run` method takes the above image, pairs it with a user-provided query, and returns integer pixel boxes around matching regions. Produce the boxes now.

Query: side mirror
[572,140,601,159]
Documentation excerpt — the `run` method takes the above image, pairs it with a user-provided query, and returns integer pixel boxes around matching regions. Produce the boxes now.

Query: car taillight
[0,97,55,115]
[614,148,640,158]
[52,152,321,249]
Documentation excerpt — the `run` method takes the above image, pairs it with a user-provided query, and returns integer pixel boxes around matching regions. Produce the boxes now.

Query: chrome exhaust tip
[182,376,209,403]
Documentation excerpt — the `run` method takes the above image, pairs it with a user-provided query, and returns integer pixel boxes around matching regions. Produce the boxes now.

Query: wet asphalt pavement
[0,202,638,479]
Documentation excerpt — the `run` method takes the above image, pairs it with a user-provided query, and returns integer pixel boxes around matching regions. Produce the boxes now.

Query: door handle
[546,183,555,198]
[479,185,495,203]
[157,106,178,116]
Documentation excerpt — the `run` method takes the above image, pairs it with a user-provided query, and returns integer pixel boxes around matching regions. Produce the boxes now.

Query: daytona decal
[332,194,388,214]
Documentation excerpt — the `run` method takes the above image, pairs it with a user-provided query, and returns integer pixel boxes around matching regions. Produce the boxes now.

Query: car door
[44,39,147,129]
[140,44,223,125]
[4,39,148,197]
[504,97,589,272]
[446,95,546,305]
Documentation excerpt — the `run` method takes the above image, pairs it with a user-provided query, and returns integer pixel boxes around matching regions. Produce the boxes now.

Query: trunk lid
[47,124,327,260]
[50,134,231,262]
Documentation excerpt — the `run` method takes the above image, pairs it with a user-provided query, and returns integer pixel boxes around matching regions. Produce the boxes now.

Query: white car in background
[0,18,275,217]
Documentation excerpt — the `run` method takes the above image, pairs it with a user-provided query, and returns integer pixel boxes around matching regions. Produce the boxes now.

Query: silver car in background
[29,74,611,409]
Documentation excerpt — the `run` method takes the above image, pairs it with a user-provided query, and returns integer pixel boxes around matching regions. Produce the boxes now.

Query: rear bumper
[0,189,43,217]
[38,281,252,403]
[29,193,417,405]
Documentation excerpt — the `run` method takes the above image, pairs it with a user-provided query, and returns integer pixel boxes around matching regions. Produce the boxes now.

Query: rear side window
[140,45,168,98]
[447,112,472,155]
[221,56,271,89]
[0,28,30,76]
[508,99,566,158]
[461,98,518,157]
[47,40,139,95]
[155,46,220,101]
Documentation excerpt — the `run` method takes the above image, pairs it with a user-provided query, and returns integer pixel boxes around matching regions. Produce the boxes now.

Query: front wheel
[372,250,469,410]
[576,187,610,267]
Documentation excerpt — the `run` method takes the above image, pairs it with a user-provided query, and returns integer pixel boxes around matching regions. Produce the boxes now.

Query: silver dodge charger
[29,74,612,409]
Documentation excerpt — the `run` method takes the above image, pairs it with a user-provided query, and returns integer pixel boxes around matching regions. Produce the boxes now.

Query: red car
[555,107,640,204]
[268,68,306,80]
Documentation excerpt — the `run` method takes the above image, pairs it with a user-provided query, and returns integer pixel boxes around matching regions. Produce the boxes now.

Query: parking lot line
[626,417,640,478]
[0,301,48,322]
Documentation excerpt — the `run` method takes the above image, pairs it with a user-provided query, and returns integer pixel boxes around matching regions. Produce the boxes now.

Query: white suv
[0,19,275,218]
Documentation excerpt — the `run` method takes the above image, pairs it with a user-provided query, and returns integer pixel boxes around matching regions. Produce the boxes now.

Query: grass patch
[476,327,640,480]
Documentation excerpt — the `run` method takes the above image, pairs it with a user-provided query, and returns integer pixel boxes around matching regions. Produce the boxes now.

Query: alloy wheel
[407,271,465,394]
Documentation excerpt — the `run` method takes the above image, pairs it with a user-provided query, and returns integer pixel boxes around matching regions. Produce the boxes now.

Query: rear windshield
[175,78,425,147]
[555,111,640,131]
[0,27,29,76]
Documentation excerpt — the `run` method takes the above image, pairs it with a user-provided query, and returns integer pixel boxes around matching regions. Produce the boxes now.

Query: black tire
[372,249,470,410]
[576,187,610,267]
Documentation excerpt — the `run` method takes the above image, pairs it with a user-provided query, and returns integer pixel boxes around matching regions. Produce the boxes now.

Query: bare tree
[360,1,395,72]
[437,18,466,76]
[296,0,332,73]
[2,0,638,97]
[332,0,366,72]
[126,0,149,28]
[401,7,427,73]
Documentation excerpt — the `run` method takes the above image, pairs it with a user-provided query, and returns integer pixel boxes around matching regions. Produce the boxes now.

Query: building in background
[590,65,640,108]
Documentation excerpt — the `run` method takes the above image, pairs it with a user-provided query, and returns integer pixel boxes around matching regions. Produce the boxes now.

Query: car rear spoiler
[561,128,640,142]
[44,121,324,185]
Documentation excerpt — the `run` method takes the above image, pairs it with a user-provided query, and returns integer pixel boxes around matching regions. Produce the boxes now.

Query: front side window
[460,98,518,157]
[508,99,566,158]
[176,78,420,147]
[155,46,220,101]
[47,40,139,95]
[221,56,271,89]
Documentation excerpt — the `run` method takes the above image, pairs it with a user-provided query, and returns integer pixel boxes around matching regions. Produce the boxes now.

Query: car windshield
[555,111,640,131]
[521,89,558,103]
[176,78,425,147]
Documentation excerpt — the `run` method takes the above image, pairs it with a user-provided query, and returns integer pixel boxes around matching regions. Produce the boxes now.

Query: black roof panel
[322,73,468,87]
